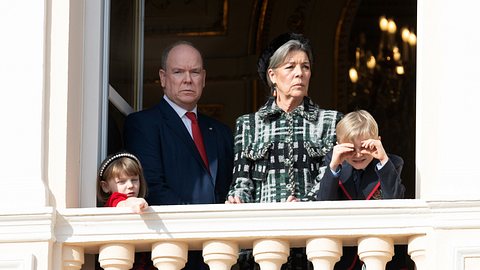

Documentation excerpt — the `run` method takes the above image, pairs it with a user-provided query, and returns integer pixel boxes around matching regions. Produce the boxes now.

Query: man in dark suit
[124,41,234,269]
[124,40,233,205]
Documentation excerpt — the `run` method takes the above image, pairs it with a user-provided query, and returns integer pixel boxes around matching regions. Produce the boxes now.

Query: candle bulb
[401,28,410,42]
[379,16,388,31]
[349,67,359,83]
[378,16,388,57]
[393,46,401,62]
[386,19,397,49]
[366,55,376,70]
[387,19,397,34]
[408,32,417,46]
[396,65,405,75]
[408,32,417,63]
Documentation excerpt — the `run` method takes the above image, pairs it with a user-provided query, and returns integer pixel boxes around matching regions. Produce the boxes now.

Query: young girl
[96,152,156,270]
[97,151,149,213]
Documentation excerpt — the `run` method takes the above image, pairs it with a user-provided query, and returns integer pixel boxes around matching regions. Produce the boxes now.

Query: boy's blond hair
[336,110,379,143]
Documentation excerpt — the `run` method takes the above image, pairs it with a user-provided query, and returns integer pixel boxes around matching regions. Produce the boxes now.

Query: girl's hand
[120,197,149,213]
[134,198,149,213]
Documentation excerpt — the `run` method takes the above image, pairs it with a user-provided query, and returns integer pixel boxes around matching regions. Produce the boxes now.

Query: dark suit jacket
[317,151,405,200]
[124,98,234,205]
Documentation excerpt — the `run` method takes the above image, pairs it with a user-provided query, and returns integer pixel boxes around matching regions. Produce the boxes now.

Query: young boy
[316,110,405,201]
[316,110,408,270]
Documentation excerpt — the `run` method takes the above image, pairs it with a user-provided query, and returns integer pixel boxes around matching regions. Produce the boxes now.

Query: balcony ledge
[54,199,480,253]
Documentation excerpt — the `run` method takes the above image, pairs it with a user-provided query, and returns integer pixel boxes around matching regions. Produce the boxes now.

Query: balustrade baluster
[408,235,427,270]
[63,245,84,270]
[203,240,239,270]
[357,236,393,270]
[306,237,342,270]
[151,241,188,270]
[253,239,289,270]
[98,243,134,270]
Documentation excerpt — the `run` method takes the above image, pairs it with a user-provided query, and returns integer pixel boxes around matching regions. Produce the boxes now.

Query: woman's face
[268,50,311,100]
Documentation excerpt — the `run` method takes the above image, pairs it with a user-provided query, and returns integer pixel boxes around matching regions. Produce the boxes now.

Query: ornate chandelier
[348,16,416,109]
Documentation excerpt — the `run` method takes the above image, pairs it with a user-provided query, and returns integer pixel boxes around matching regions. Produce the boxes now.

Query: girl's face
[268,50,311,100]
[101,172,140,198]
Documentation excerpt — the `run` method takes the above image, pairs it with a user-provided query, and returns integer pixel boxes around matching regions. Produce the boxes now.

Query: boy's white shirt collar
[330,160,385,177]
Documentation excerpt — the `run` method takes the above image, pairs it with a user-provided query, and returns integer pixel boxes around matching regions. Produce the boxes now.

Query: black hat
[257,32,310,86]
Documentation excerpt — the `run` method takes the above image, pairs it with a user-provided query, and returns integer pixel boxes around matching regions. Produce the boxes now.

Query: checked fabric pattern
[227,97,342,203]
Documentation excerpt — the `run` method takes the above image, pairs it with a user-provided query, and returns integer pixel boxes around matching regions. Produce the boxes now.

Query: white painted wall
[0,0,47,207]
[0,242,52,269]
[2,0,479,209]
[417,0,480,201]
[80,0,107,208]
[2,0,480,269]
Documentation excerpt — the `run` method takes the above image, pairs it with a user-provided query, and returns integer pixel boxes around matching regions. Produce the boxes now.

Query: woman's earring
[271,83,277,96]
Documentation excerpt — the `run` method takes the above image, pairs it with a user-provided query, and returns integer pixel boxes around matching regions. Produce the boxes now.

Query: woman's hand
[225,195,243,204]
[286,195,299,202]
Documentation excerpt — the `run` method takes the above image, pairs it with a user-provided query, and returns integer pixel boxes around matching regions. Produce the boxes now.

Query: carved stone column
[151,241,188,270]
[203,240,239,270]
[63,245,84,270]
[253,239,289,270]
[98,243,134,270]
[357,236,393,270]
[306,237,342,270]
[408,235,427,270]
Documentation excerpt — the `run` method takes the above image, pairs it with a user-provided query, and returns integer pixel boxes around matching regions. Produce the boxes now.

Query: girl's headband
[98,152,141,179]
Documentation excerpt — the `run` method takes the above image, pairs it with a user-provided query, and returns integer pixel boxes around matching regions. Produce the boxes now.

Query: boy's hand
[330,143,355,171]
[361,139,389,165]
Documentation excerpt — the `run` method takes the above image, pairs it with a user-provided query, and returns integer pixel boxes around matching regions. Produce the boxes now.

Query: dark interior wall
[110,0,415,125]
[260,0,349,109]
[142,0,258,128]
[139,0,350,128]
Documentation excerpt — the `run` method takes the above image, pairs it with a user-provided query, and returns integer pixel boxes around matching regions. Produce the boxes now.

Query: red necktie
[185,112,209,169]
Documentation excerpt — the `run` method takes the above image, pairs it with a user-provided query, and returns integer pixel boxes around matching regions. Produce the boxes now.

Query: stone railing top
[54,199,480,253]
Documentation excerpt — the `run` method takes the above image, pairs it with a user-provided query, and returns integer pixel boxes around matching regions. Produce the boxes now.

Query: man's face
[159,44,206,111]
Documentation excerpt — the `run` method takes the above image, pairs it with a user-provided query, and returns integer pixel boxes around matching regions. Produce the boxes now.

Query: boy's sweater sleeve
[316,151,341,201]
[376,154,405,199]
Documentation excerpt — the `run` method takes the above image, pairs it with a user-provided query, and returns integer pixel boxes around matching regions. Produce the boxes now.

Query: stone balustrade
[56,199,480,269]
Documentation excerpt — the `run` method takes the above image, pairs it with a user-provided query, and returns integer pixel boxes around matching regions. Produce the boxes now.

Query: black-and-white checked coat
[228,97,343,203]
